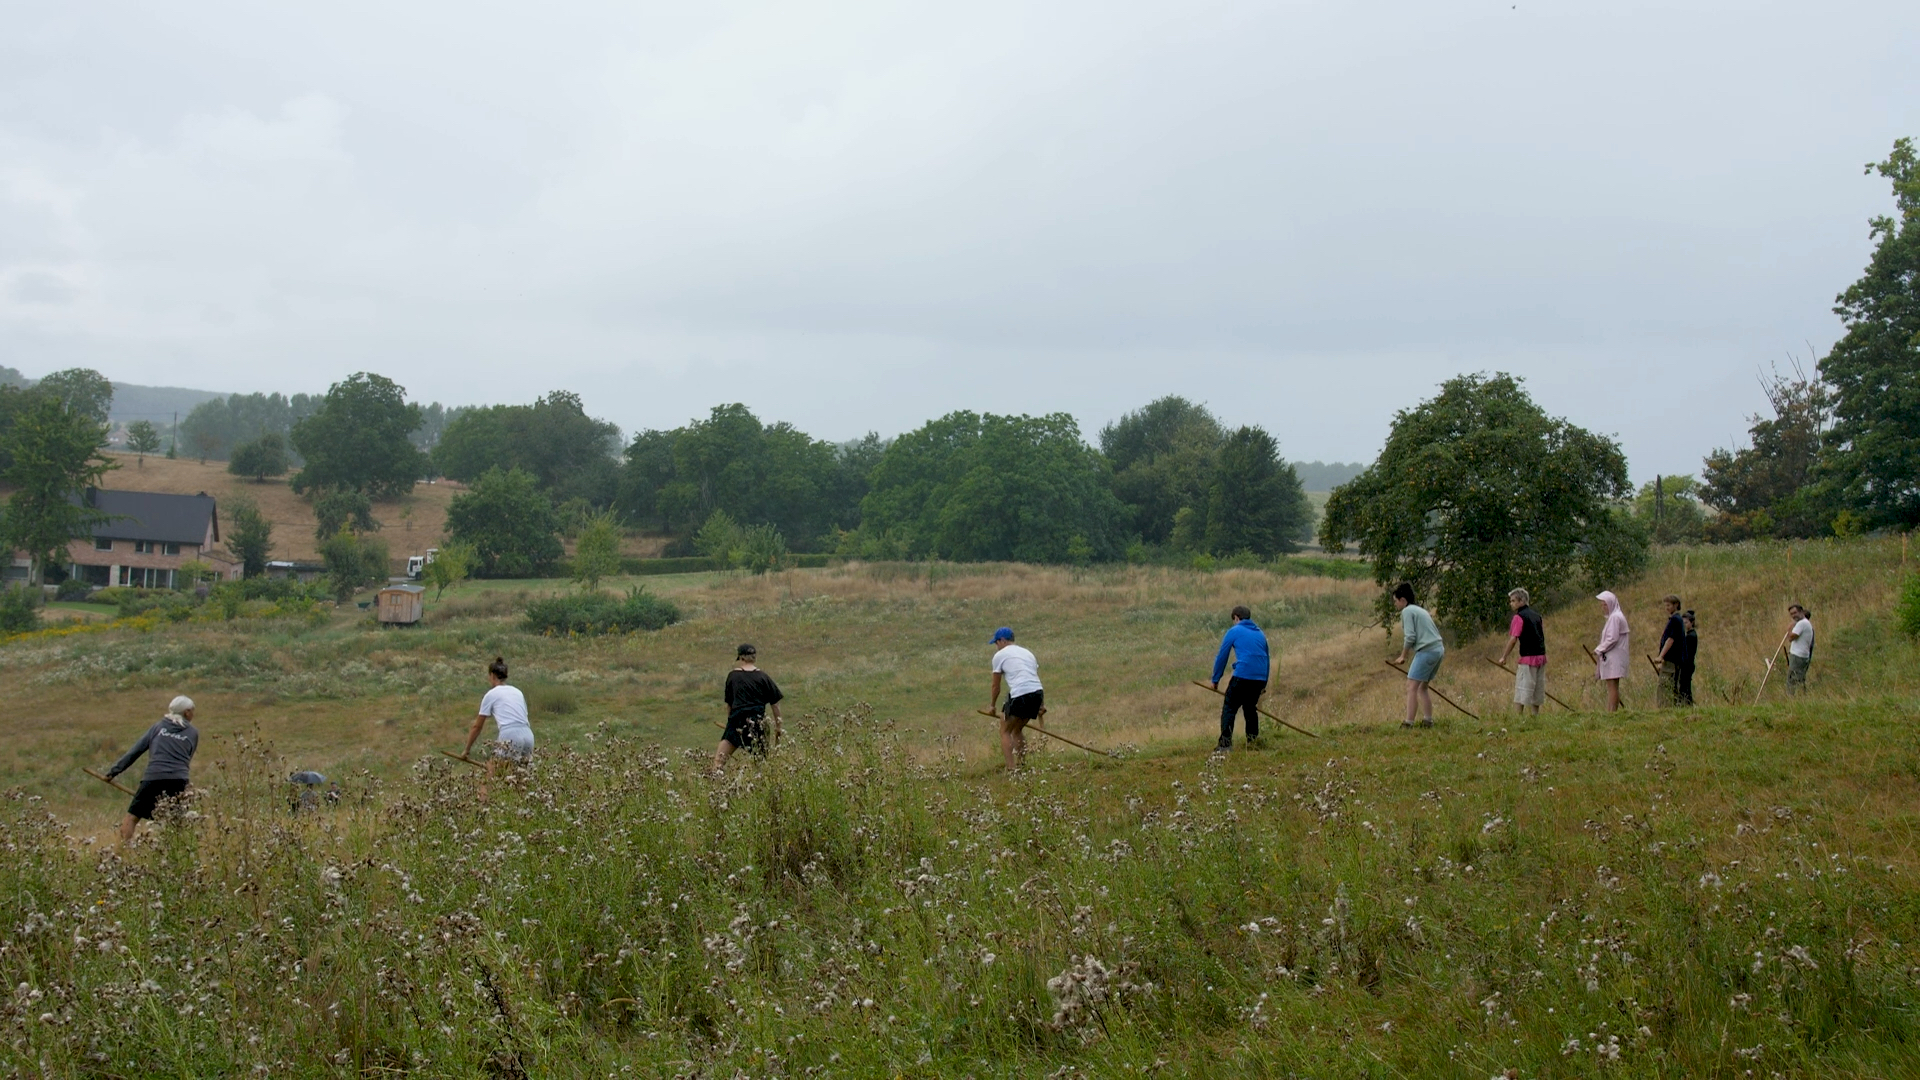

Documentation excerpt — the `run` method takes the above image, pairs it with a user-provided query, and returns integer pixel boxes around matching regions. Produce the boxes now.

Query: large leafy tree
[433,391,620,506]
[1819,137,1920,527]
[34,369,113,425]
[444,466,564,577]
[1320,373,1642,631]
[856,411,1126,563]
[1203,426,1314,557]
[289,373,426,498]
[0,391,116,583]
[228,432,290,482]
[225,495,275,578]
[617,404,856,549]
[1699,366,1832,539]
[1100,396,1225,545]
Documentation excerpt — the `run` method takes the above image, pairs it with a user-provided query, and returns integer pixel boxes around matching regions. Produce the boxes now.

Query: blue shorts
[1407,647,1444,682]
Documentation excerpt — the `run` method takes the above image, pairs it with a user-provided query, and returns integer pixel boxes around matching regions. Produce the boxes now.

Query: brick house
[62,489,241,588]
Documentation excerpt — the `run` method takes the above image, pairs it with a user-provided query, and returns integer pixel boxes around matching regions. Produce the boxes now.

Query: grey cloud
[0,0,1915,478]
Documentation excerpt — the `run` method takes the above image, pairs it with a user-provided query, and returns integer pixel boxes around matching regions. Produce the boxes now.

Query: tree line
[258,379,1321,575]
[1611,138,1920,544]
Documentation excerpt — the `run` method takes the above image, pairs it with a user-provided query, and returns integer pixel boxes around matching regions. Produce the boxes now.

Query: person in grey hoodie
[103,695,200,842]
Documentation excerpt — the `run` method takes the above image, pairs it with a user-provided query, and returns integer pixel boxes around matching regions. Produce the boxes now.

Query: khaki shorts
[1514,663,1546,707]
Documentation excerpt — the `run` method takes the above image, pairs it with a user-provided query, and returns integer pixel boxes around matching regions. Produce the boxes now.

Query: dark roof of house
[77,488,219,544]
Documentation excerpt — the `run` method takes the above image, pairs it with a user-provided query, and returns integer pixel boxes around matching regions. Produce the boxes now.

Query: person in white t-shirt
[986,627,1044,770]
[1784,605,1814,694]
[465,656,534,784]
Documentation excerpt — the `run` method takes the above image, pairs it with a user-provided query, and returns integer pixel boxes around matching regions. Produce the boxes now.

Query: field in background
[75,453,670,566]
[4,541,1918,1074]
[90,452,460,565]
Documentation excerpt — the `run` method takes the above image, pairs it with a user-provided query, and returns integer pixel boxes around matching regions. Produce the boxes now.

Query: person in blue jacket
[1211,605,1271,751]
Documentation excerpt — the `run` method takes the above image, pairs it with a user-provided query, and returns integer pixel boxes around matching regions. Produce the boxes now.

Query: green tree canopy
[34,369,113,426]
[432,391,620,506]
[1699,366,1832,539]
[289,373,426,499]
[1202,426,1314,557]
[228,432,290,482]
[0,391,116,583]
[180,391,322,462]
[856,411,1126,563]
[1819,137,1920,527]
[124,420,162,464]
[571,511,624,591]
[1630,473,1707,544]
[444,466,564,577]
[1320,373,1642,631]
[617,403,866,550]
[311,487,378,543]
[1100,396,1224,545]
[224,494,275,578]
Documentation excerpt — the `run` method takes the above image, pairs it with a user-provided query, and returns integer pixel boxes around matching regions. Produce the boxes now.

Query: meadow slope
[1,541,1916,1076]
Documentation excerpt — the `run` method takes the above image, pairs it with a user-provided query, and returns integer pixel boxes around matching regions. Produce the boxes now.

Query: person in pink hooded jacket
[1594,590,1630,711]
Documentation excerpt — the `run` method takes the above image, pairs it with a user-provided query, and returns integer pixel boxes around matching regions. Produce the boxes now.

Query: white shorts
[1514,663,1546,706]
[492,732,535,762]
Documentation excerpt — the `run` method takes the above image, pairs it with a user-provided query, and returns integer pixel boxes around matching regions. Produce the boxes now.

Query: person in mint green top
[1389,581,1444,728]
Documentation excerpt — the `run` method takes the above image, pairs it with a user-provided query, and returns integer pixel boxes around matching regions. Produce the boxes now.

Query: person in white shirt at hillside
[1784,605,1815,695]
[464,657,534,793]
[985,627,1045,771]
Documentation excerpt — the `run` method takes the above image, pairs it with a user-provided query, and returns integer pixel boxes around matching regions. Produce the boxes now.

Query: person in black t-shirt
[714,643,783,771]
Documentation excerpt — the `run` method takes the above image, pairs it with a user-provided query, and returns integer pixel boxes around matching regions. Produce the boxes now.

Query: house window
[116,566,176,589]
[93,537,113,551]
[162,542,181,556]
[133,540,155,554]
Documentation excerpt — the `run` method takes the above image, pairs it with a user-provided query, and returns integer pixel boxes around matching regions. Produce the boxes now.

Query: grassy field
[2,541,1917,1075]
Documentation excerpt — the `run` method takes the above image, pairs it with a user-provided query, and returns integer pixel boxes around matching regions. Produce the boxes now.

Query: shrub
[0,587,39,633]
[1897,571,1920,640]
[54,578,93,601]
[523,587,680,636]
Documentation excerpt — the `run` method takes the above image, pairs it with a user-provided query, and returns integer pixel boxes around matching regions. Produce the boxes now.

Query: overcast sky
[2,1,1915,479]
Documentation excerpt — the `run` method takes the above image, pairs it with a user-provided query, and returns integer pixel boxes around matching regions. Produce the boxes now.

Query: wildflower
[1784,945,1817,969]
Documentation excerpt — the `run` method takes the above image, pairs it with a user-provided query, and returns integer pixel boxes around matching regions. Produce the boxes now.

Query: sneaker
[1214,739,1233,753]
[1417,718,1434,728]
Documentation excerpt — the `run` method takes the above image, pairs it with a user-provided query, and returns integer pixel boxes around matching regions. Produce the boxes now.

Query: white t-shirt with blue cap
[992,643,1043,697]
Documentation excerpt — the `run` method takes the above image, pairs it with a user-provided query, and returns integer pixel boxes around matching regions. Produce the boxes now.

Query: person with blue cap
[1211,606,1271,751]
[986,627,1044,770]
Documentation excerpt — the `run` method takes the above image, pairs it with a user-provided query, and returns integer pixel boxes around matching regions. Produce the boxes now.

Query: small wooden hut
[376,583,425,625]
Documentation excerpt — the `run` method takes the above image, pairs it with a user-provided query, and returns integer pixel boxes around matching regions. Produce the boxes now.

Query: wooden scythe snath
[1187,681,1320,738]
[1382,660,1480,720]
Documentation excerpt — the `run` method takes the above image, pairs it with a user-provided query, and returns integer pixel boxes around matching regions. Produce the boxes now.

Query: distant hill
[107,383,226,425]
[0,365,223,425]
[1291,460,1367,492]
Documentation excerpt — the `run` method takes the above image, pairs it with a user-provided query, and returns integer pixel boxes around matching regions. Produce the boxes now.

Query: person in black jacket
[1677,610,1699,706]
[1493,588,1548,715]
[1654,595,1686,707]
[714,644,783,771]
[102,695,200,842]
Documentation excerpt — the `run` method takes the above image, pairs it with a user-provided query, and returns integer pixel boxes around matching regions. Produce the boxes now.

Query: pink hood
[1596,591,1629,654]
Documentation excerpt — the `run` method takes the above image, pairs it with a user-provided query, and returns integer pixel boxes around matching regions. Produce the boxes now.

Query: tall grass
[3,702,1916,1075]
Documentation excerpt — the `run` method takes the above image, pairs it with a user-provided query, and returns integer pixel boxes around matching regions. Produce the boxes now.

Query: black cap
[737,643,756,657]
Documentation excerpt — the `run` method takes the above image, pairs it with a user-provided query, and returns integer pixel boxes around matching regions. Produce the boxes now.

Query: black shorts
[1004,690,1044,721]
[127,778,189,820]
[722,712,769,754]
